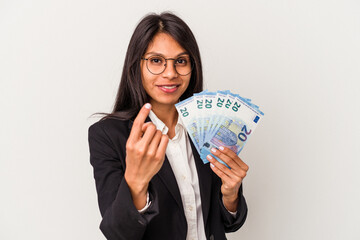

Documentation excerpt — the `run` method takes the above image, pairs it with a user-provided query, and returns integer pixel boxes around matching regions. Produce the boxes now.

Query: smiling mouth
[159,85,178,89]
[157,84,180,93]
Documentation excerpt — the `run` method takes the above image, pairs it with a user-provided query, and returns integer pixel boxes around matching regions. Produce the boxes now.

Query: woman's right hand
[124,103,169,210]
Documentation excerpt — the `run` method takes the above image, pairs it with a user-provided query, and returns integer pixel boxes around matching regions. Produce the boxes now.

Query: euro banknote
[175,90,264,167]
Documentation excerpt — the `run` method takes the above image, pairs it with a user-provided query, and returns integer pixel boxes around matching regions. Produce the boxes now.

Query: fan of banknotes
[175,90,264,166]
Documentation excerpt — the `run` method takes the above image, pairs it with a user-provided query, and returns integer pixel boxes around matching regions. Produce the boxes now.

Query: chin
[153,97,181,106]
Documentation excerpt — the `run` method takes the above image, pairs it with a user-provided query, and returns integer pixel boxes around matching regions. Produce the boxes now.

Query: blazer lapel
[189,135,212,226]
[156,156,184,212]
[156,136,213,226]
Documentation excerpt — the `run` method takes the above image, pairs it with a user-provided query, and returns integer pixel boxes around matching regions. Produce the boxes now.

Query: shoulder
[88,117,133,141]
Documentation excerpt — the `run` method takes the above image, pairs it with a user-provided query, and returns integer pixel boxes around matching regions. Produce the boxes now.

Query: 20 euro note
[200,92,263,166]
[200,116,257,166]
[175,96,201,152]
[176,90,264,168]
[195,91,217,146]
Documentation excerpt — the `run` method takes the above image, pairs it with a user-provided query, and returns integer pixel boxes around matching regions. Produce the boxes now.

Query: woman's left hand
[206,146,249,212]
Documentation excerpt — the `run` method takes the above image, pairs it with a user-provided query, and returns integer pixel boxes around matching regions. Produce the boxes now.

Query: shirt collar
[148,110,185,141]
[149,110,168,134]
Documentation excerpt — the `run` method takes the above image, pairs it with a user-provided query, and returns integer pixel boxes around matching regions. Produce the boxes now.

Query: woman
[88,12,248,240]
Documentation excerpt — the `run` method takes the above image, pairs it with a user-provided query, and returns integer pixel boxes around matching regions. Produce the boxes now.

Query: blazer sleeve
[88,121,159,240]
[219,184,248,233]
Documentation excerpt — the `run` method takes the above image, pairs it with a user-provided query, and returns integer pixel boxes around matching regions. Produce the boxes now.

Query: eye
[149,56,164,65]
[176,57,189,65]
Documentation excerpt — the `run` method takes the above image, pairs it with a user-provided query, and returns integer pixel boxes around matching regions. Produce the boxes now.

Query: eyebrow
[144,51,189,57]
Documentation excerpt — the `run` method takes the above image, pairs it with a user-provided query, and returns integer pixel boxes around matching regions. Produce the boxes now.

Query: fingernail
[210,163,215,168]
[145,103,151,109]
[219,146,224,151]
[207,155,213,160]
[211,148,217,153]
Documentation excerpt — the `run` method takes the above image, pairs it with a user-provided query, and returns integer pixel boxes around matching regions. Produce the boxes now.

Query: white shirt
[149,110,206,240]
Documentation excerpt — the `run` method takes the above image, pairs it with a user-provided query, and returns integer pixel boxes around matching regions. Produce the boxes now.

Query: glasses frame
[141,55,193,76]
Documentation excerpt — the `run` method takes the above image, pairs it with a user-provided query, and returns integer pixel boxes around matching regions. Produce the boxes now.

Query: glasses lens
[147,56,166,75]
[174,56,192,76]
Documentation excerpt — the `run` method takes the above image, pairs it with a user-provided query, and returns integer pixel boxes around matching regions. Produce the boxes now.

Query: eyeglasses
[141,55,193,76]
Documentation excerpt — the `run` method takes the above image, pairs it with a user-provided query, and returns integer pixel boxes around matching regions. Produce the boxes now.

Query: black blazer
[88,117,247,240]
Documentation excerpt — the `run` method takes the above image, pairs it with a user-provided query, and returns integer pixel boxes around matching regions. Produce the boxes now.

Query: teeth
[161,85,177,89]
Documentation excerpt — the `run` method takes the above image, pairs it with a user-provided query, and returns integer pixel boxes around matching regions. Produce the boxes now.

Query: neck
[151,103,178,139]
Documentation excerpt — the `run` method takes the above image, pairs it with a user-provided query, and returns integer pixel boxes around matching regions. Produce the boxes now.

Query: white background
[1,0,359,239]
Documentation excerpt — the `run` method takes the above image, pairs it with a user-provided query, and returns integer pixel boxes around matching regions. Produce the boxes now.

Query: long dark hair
[96,12,203,121]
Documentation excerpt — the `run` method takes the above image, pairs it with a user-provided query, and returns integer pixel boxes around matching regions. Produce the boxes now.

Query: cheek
[141,77,151,93]
[140,65,152,91]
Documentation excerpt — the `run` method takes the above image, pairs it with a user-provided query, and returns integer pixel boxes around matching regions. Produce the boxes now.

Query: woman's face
[141,32,191,109]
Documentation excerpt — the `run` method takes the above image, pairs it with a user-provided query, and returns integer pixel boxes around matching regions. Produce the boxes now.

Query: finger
[141,122,153,132]
[210,148,248,179]
[129,103,152,142]
[155,134,169,160]
[140,123,157,146]
[207,154,233,180]
[146,130,163,158]
[207,155,232,182]
[218,146,249,172]
[141,122,155,137]
[209,148,240,171]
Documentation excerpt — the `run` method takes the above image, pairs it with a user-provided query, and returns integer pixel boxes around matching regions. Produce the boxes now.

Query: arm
[88,121,159,240]
[88,104,168,240]
[207,147,249,232]
[123,104,168,211]
[218,183,248,232]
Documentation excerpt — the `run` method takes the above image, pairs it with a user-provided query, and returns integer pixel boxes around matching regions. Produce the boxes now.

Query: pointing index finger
[129,103,152,141]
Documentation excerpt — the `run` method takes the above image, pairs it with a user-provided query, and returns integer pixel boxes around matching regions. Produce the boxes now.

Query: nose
[162,60,178,79]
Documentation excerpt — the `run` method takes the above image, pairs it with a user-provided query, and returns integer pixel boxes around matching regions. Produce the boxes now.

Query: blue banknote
[176,90,264,168]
